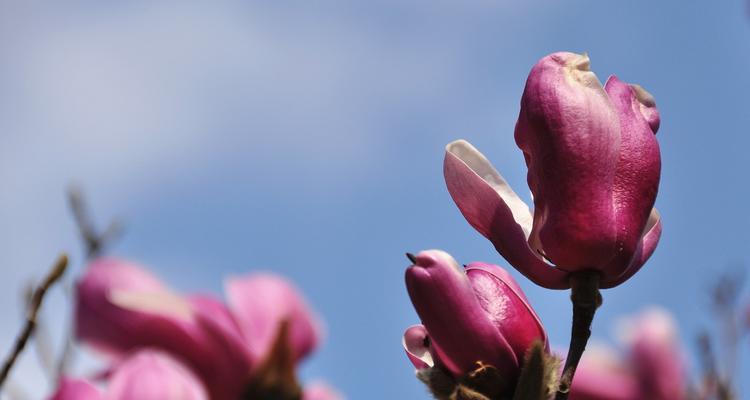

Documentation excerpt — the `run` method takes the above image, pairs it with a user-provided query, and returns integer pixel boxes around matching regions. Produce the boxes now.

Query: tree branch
[0,254,68,391]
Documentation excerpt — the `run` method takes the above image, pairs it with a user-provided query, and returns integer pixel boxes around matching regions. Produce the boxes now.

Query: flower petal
[75,259,200,359]
[303,381,344,400]
[402,325,434,369]
[515,52,621,271]
[444,140,568,289]
[75,259,252,400]
[618,308,686,400]
[225,273,322,364]
[49,378,102,400]
[602,209,662,289]
[601,76,661,279]
[464,263,547,363]
[106,350,208,400]
[569,344,639,400]
[187,295,255,399]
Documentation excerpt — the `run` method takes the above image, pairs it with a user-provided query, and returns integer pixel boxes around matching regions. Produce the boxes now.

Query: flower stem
[554,271,602,400]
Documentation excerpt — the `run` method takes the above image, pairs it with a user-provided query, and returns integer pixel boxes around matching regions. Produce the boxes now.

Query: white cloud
[0,2,493,396]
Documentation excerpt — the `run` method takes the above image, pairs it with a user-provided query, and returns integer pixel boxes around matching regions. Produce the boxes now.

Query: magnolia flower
[570,308,686,400]
[568,345,639,400]
[403,250,546,394]
[50,350,208,400]
[75,258,322,400]
[444,51,662,289]
[302,381,344,400]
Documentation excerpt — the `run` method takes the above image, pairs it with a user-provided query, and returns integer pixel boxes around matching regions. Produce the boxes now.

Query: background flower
[50,350,208,400]
[569,308,686,400]
[75,258,322,399]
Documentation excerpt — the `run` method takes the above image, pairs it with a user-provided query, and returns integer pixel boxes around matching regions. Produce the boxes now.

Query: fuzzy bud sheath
[417,342,560,400]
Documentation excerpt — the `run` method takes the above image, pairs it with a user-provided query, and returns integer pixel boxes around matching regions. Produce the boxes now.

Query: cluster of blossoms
[50,258,341,400]
[402,51,665,399]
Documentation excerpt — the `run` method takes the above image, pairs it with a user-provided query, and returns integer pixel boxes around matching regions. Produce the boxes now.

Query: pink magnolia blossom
[570,308,686,400]
[302,381,344,400]
[50,350,208,400]
[403,250,546,393]
[568,345,639,400]
[444,52,662,289]
[75,258,322,400]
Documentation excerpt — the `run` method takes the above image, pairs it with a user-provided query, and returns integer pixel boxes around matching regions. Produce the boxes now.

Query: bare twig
[708,268,745,396]
[0,254,69,391]
[67,187,122,258]
[55,188,123,379]
[22,283,55,381]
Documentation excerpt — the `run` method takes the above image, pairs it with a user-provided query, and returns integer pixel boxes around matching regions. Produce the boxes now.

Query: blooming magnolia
[569,308,685,400]
[444,52,662,289]
[75,258,323,400]
[403,250,546,394]
[50,350,208,400]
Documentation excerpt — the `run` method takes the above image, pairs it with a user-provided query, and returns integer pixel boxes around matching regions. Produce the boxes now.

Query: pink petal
[619,308,686,400]
[225,273,322,365]
[600,76,661,279]
[106,350,208,400]
[49,378,102,400]
[303,381,344,400]
[187,295,255,399]
[515,52,621,271]
[569,345,639,400]
[75,259,252,400]
[444,140,568,289]
[75,258,200,358]
[465,263,548,363]
[402,324,434,369]
[602,209,662,288]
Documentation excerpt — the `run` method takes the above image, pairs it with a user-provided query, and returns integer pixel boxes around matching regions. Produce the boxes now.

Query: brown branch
[0,254,69,391]
[22,283,56,381]
[67,187,122,258]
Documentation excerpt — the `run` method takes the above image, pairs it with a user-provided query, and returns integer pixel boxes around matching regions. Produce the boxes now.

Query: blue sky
[1,1,749,399]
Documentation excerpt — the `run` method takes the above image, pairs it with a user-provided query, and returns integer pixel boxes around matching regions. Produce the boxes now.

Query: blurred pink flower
[403,250,546,393]
[50,350,208,400]
[302,381,344,400]
[75,258,323,400]
[570,308,686,400]
[444,51,661,289]
[568,345,639,400]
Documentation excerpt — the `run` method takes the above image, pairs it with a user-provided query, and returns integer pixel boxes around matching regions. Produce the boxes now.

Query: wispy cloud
[0,1,508,395]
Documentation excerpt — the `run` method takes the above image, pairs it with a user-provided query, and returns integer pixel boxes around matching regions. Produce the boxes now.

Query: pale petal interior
[446,140,533,238]
[402,333,434,367]
[642,208,660,235]
[109,289,194,322]
[631,84,656,107]
[429,249,466,276]
[563,52,604,91]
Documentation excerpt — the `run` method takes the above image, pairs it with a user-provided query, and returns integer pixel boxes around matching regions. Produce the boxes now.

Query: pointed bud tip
[406,252,418,264]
